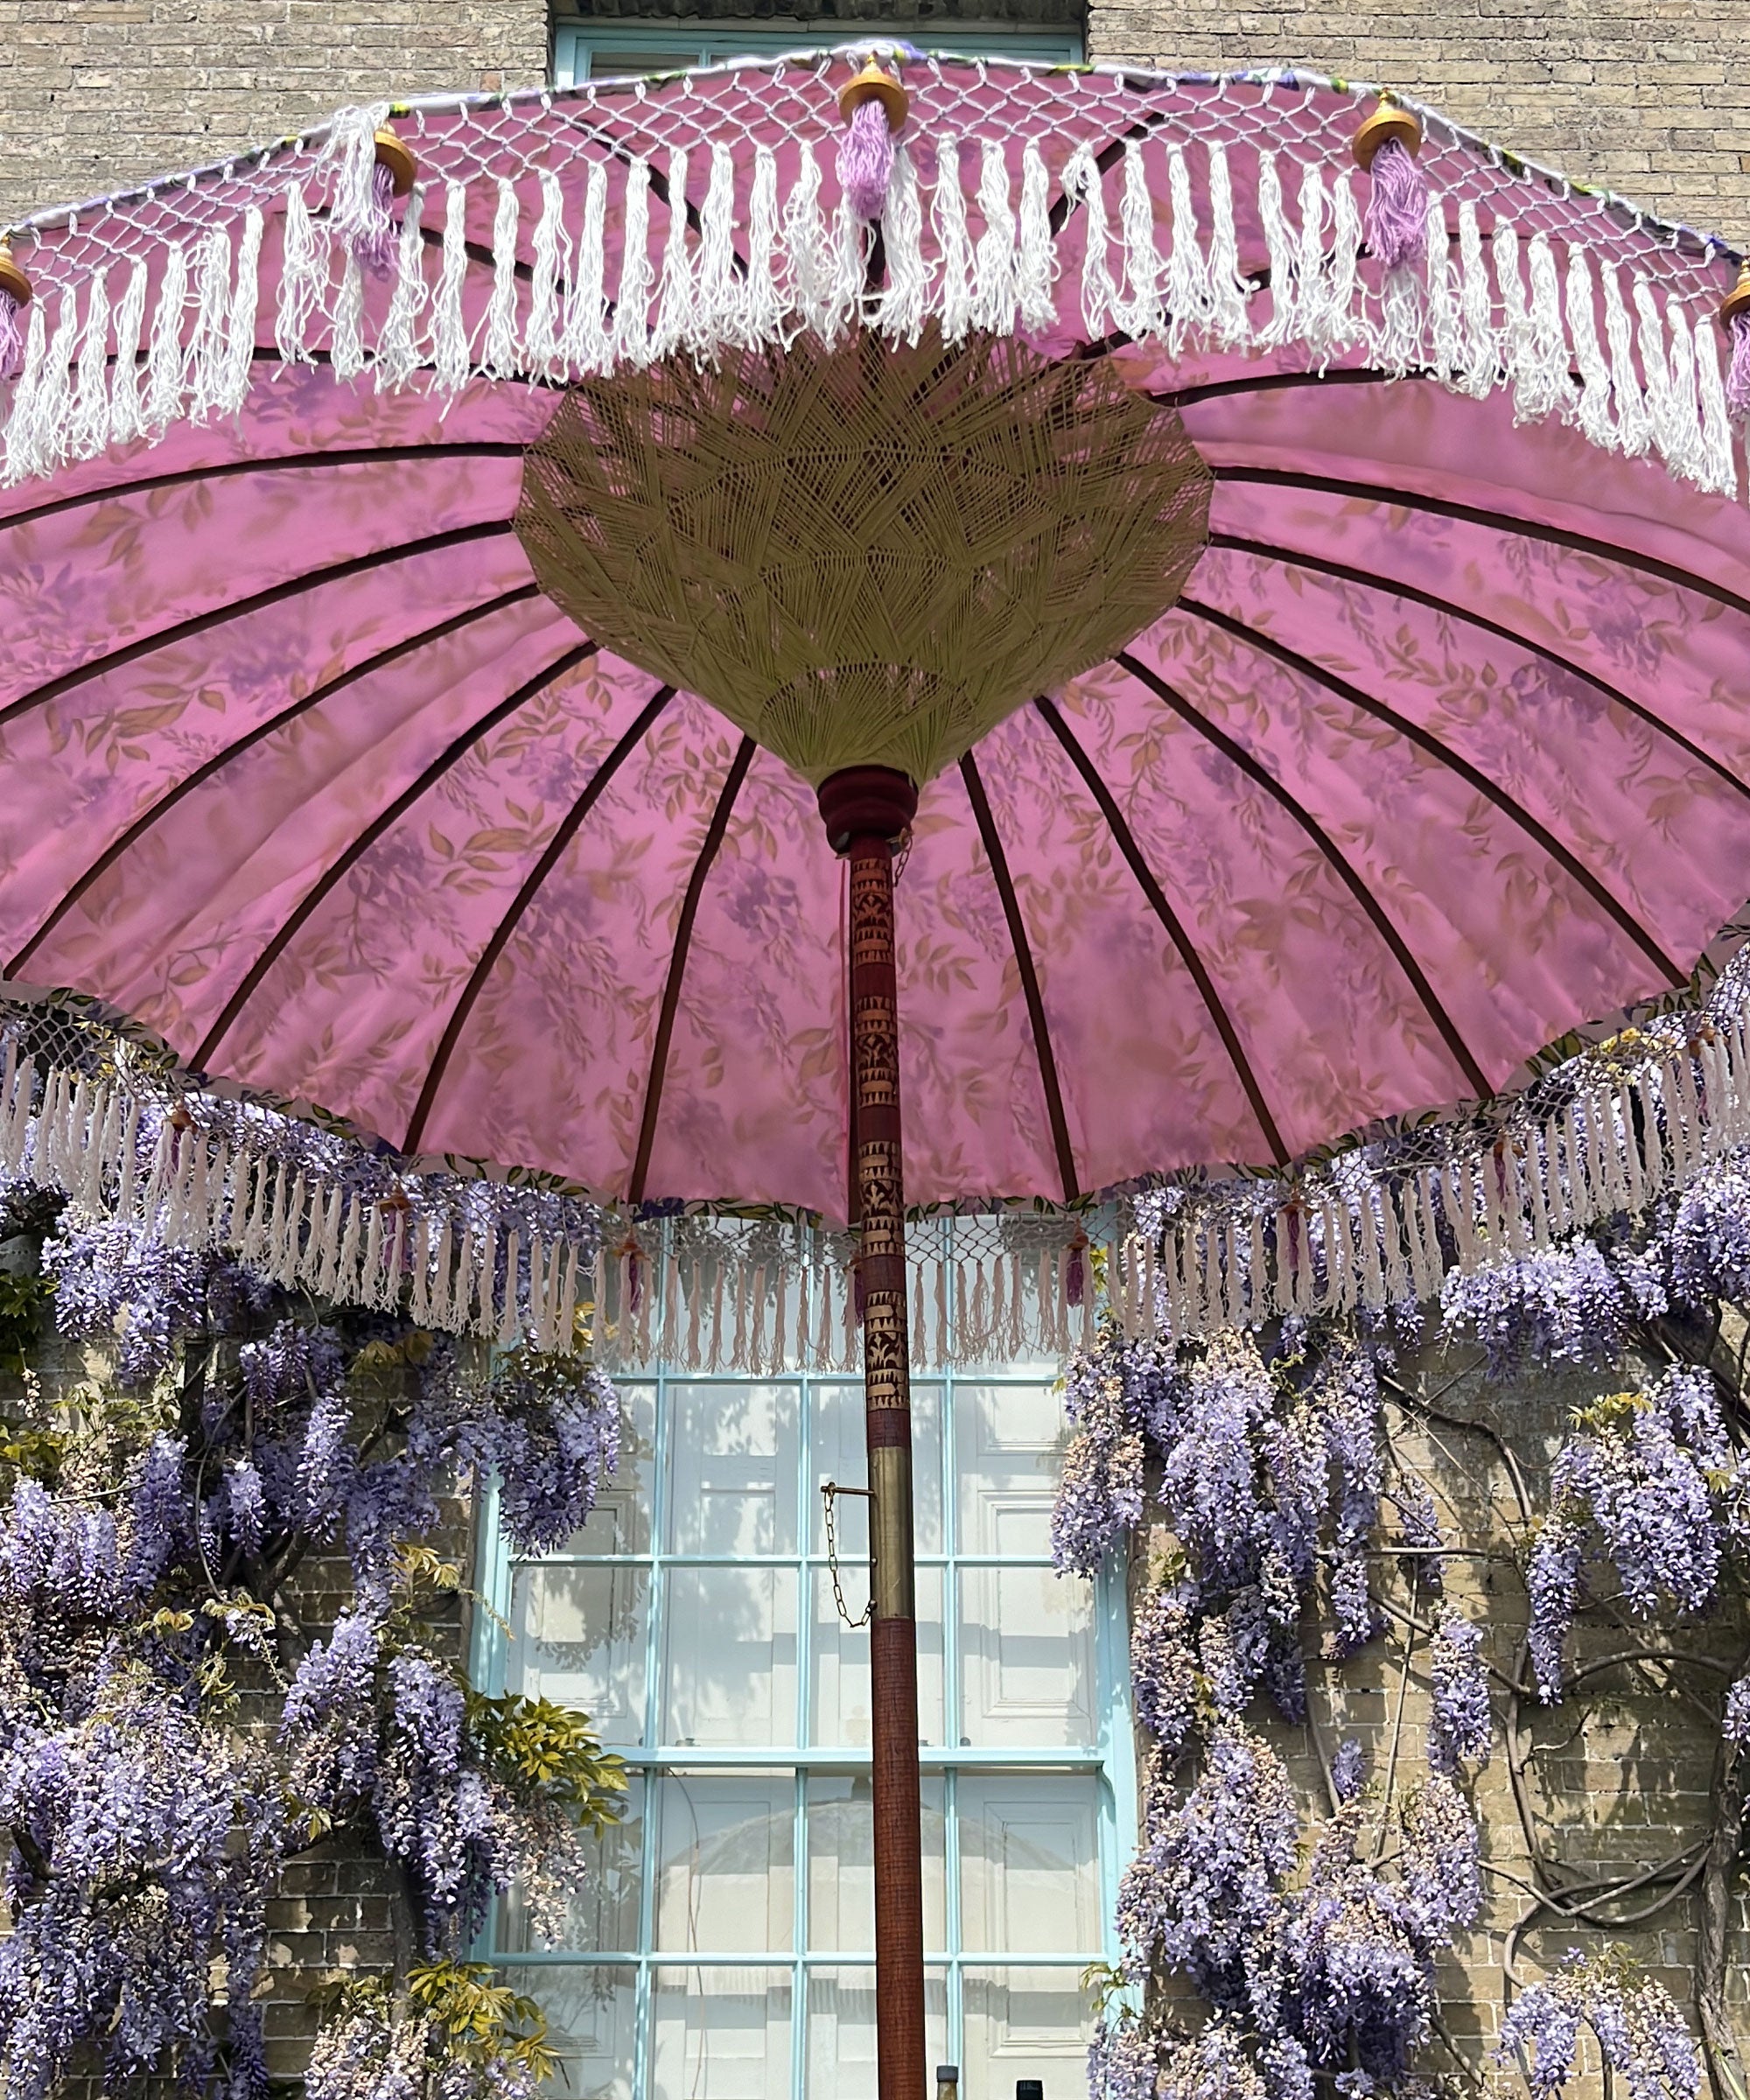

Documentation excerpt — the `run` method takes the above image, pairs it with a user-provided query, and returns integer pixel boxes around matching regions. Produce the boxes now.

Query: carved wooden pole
[818,763,924,2100]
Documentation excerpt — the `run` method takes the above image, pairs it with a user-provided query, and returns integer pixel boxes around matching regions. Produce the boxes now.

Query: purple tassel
[0,292,21,383]
[1066,1232,1088,1309]
[1365,134,1428,273]
[353,158,401,273]
[837,95,895,221]
[1727,312,1750,424]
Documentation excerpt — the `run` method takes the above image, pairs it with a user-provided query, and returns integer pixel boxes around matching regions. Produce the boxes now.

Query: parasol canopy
[2,55,1747,1242]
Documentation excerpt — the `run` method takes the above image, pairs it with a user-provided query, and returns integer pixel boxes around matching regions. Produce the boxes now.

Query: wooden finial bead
[837,57,909,135]
[1352,99,1423,171]
[373,128,418,197]
[1720,258,1750,327]
[0,242,32,308]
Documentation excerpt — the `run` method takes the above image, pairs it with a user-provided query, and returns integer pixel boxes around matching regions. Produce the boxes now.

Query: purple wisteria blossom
[1500,1955,1698,2100]
[1428,1610,1491,1773]
[1398,1773,1482,1942]
[1668,1150,1750,1305]
[1051,1348,1149,1576]
[41,1214,210,1385]
[1390,1477,1445,1592]
[1130,1579,1200,1760]
[0,1182,624,2098]
[1118,1728,1300,2003]
[1528,1368,1741,1698]
[1440,1239,1630,1380]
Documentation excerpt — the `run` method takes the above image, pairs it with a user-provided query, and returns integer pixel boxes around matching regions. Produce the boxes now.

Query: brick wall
[1088,0,1750,242]
[0,2,550,226]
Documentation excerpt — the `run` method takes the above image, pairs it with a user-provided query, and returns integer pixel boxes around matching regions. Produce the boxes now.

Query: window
[551,20,1084,86]
[473,1265,1133,2100]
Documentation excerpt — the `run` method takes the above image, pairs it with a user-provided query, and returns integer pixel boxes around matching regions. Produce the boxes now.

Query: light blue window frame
[472,1239,1134,2096]
[551,20,1085,85]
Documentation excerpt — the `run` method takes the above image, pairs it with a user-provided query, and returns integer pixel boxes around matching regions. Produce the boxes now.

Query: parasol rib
[0,520,516,733]
[190,640,599,1070]
[959,751,1082,1204]
[626,736,757,1207]
[1032,694,1290,1166]
[1213,466,1750,626]
[402,680,679,1156]
[0,442,526,540]
[1161,368,1392,410]
[1115,648,1494,1097]
[1182,597,1689,985]
[1208,531,1750,806]
[7,584,547,978]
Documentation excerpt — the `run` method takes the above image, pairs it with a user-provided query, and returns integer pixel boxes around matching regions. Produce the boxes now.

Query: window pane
[666,1381,800,1555]
[662,1565,798,1746]
[588,46,704,77]
[954,1380,1068,1557]
[809,1380,944,1557]
[957,1774,1102,1955]
[498,1774,645,1953]
[809,1567,944,1749]
[654,1774,794,1953]
[805,1967,949,2099]
[504,1964,637,2100]
[960,1968,1094,2100]
[506,1560,650,1746]
[957,1564,1096,1747]
[805,1774,946,1953]
[654,1966,792,2100]
[563,1382,656,1556]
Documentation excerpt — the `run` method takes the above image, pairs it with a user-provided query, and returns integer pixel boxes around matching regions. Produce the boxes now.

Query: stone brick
[0,1,550,221]
[1089,0,1750,232]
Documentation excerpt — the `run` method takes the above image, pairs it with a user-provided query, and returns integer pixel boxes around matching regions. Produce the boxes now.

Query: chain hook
[821,1479,873,1628]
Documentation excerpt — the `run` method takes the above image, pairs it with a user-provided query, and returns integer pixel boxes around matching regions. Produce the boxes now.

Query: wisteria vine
[1059,1134,1750,2100]
[0,1185,625,2099]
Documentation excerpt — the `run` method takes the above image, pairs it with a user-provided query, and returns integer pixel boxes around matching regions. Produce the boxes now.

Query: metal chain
[821,1480,873,1628]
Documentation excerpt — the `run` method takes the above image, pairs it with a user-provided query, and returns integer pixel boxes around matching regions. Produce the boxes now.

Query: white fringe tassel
[18,1011,1744,1371]
[3,121,1738,502]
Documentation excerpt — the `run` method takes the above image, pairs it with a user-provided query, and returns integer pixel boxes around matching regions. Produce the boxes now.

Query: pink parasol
[5,53,1750,2095]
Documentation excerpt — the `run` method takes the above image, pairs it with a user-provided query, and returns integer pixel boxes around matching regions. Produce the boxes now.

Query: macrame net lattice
[4,58,1742,500]
[517,326,1210,784]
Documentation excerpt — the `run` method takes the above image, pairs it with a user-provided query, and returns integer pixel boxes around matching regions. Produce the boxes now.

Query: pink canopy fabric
[4,59,1749,1223]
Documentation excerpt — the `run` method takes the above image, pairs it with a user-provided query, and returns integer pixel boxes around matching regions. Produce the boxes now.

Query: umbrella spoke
[1207,528,1750,807]
[189,640,599,1071]
[0,518,516,732]
[626,735,756,1206]
[402,680,678,1157]
[1032,692,1291,1166]
[1114,645,1494,1097]
[1162,367,1391,409]
[0,441,524,538]
[957,749,1082,1205]
[1214,465,1750,626]
[1182,597,1689,987]
[7,582,547,979]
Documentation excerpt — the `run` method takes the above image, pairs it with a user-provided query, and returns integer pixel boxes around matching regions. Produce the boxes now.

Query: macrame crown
[516,326,1212,786]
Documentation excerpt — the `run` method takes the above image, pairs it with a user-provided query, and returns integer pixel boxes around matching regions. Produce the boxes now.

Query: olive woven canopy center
[515,326,1213,787]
